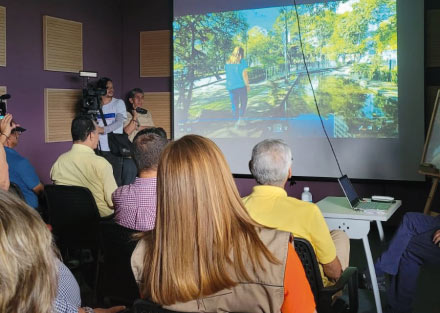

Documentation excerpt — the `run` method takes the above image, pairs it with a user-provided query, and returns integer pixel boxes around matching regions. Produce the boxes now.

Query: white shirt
[96,97,127,151]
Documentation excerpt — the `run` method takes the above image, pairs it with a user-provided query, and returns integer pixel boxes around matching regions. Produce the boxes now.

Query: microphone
[135,107,148,114]
[0,94,11,100]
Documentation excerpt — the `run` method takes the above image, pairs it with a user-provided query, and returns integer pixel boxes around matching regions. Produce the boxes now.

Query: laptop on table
[338,175,394,211]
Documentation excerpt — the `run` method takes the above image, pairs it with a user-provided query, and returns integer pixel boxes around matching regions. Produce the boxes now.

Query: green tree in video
[174,13,248,119]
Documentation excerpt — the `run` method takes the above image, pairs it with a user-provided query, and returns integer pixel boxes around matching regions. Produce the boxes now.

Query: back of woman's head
[0,190,58,313]
[139,135,278,305]
[227,46,244,64]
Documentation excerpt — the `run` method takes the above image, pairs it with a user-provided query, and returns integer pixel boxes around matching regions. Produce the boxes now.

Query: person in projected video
[225,47,250,123]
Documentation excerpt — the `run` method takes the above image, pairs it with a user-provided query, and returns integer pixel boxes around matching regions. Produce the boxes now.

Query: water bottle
[301,187,313,202]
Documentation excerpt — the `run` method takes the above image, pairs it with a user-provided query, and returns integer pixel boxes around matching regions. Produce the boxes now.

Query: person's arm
[103,113,125,134]
[322,257,342,281]
[102,162,118,209]
[282,243,316,313]
[242,70,250,92]
[0,144,9,190]
[123,110,139,136]
[308,204,341,280]
[0,113,13,145]
[0,114,12,190]
[32,182,44,195]
[78,306,126,313]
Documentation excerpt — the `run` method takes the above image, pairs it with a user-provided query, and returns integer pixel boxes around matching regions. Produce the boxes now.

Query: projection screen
[173,0,424,180]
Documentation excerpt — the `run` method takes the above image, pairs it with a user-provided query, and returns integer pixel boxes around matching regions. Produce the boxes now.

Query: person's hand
[132,109,138,120]
[0,113,13,138]
[246,85,250,93]
[96,126,105,134]
[94,306,126,313]
[433,229,440,246]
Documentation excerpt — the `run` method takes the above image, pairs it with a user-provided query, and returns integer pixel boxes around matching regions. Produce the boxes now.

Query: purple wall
[121,0,171,94]
[0,0,123,183]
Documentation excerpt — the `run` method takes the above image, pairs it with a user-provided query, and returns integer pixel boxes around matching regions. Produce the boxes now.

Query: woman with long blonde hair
[0,190,125,313]
[225,46,250,122]
[131,135,316,312]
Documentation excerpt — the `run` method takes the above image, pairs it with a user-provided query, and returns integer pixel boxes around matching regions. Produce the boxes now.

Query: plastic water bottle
[301,187,313,202]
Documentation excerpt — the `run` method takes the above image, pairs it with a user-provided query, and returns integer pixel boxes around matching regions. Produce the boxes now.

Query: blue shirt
[225,59,248,90]
[5,147,40,208]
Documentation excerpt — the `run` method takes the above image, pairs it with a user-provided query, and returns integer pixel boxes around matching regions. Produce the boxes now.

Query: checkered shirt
[53,260,81,313]
[112,177,157,231]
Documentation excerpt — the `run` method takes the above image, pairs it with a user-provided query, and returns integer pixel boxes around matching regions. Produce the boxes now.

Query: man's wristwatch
[83,307,95,313]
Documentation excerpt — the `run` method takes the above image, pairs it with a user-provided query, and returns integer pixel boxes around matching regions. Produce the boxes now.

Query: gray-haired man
[242,139,350,286]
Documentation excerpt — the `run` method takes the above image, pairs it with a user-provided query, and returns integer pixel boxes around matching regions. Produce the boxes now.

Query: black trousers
[99,151,136,186]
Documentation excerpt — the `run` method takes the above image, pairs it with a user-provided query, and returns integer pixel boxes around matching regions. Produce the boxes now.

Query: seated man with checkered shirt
[112,128,168,231]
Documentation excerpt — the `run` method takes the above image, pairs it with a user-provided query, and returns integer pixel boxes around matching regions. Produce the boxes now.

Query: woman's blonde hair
[0,190,58,313]
[227,46,244,64]
[138,135,279,305]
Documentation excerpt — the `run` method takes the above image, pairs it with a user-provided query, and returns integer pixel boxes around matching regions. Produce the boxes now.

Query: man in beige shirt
[51,115,117,217]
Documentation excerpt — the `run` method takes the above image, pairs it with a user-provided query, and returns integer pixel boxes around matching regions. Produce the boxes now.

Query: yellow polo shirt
[243,185,336,286]
[50,144,117,217]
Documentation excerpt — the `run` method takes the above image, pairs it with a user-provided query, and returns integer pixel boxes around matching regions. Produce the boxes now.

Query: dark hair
[132,133,168,172]
[126,88,144,112]
[96,77,112,90]
[71,115,96,142]
[133,127,167,142]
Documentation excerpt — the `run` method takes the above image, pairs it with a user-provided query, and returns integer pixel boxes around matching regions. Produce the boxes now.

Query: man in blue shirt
[4,123,43,209]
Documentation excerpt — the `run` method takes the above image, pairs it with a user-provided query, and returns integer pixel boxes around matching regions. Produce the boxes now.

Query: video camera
[79,71,106,118]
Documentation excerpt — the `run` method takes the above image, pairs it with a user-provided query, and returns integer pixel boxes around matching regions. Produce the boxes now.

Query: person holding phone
[124,88,155,142]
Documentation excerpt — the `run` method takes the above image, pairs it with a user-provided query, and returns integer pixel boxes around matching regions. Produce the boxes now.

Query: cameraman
[95,77,127,186]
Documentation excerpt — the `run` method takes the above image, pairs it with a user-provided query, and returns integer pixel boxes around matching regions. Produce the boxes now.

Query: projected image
[174,0,397,139]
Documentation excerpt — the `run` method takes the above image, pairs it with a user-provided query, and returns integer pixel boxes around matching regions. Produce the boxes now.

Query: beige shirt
[131,228,290,312]
[125,111,155,142]
[50,144,117,217]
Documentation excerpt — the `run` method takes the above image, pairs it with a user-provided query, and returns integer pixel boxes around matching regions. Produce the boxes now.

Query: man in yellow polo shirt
[51,115,117,217]
[243,139,350,286]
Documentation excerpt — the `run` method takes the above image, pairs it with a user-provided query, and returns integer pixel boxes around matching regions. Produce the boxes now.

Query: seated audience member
[0,189,125,313]
[131,135,316,313]
[242,139,350,286]
[3,117,44,209]
[124,88,155,142]
[0,113,13,190]
[51,115,117,218]
[112,129,168,231]
[369,212,440,313]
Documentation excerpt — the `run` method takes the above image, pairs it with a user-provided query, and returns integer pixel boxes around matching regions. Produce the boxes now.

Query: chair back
[99,220,139,305]
[294,237,325,305]
[44,184,101,250]
[8,182,24,200]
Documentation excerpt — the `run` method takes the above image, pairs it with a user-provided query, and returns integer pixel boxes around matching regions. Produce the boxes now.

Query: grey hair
[250,139,292,186]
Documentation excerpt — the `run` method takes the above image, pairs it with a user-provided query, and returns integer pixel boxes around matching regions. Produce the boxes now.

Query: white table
[317,197,401,313]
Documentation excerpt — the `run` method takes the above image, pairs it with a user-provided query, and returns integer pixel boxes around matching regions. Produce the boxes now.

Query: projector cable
[291,0,344,177]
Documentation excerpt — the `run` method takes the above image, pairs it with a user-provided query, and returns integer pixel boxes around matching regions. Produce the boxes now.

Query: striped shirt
[112,177,157,231]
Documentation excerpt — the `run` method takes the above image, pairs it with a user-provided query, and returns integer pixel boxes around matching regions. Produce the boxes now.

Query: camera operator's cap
[12,126,26,133]
[11,120,26,133]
